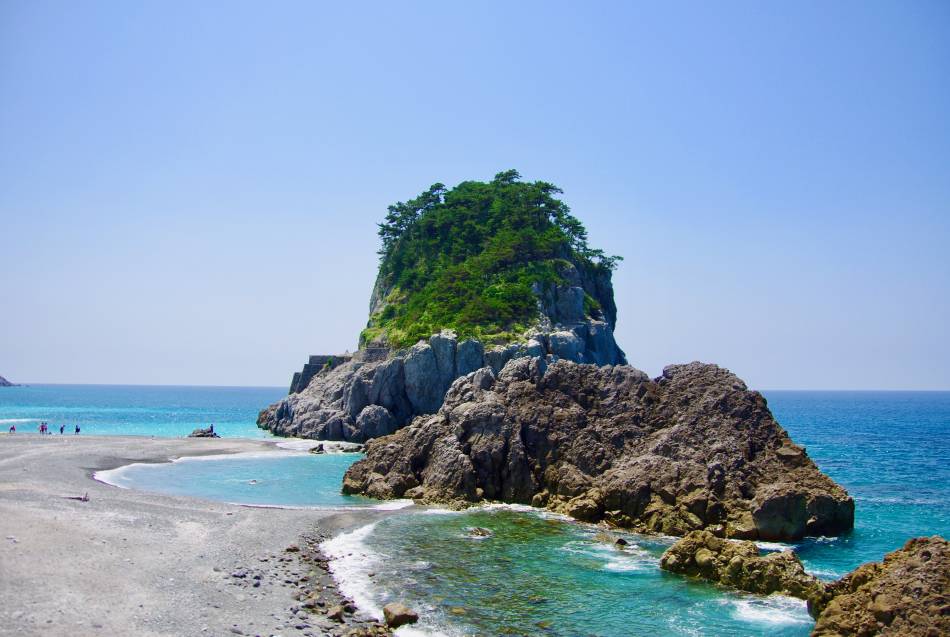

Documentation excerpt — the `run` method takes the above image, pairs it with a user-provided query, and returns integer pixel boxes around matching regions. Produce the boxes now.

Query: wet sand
[0,435,389,637]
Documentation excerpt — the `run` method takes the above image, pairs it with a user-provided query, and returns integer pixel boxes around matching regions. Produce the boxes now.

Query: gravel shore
[0,435,392,637]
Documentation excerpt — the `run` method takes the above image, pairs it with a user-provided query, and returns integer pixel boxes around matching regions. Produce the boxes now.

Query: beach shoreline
[0,434,390,637]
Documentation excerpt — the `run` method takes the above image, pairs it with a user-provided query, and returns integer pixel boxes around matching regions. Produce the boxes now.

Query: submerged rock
[810,535,949,636]
[342,359,854,541]
[659,530,825,601]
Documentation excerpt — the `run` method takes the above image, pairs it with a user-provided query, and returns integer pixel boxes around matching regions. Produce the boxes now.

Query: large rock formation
[342,358,854,541]
[0,375,14,387]
[660,530,825,601]
[810,536,949,636]
[258,323,624,442]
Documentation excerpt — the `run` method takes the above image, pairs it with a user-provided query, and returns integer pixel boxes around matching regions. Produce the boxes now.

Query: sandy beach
[0,435,387,637]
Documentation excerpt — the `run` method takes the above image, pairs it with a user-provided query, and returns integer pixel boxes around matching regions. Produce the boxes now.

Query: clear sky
[1,1,948,389]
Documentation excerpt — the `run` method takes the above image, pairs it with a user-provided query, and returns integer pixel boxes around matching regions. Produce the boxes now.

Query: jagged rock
[259,327,625,442]
[188,426,219,438]
[404,342,442,413]
[342,359,854,541]
[455,339,484,377]
[429,331,457,395]
[810,536,949,636]
[382,602,418,628]
[548,330,583,362]
[659,530,826,602]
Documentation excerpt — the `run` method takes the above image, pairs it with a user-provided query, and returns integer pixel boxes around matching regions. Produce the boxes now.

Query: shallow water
[97,451,376,508]
[325,507,815,637]
[0,384,284,438]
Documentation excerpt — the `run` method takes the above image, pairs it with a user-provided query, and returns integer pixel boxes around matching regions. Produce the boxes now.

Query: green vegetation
[364,170,621,348]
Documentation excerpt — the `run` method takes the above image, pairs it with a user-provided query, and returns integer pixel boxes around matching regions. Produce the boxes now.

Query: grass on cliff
[363,170,621,349]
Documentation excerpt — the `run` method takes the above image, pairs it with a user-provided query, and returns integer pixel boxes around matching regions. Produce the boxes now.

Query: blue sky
[1,1,948,388]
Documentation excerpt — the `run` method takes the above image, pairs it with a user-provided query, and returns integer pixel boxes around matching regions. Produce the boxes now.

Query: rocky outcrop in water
[0,375,15,387]
[660,530,825,600]
[342,358,854,541]
[662,533,950,636]
[188,425,219,438]
[810,535,949,636]
[258,322,625,442]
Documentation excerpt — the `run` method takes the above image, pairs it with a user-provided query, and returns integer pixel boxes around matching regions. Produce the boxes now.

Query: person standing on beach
[74,424,80,435]
[8,424,14,433]
[59,424,64,434]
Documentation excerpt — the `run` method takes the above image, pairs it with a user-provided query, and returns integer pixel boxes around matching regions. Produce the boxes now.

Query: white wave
[558,538,657,574]
[372,499,414,511]
[275,438,364,453]
[477,502,539,513]
[755,541,795,552]
[321,522,385,620]
[418,507,465,516]
[729,594,812,625]
[0,418,40,424]
[806,567,844,580]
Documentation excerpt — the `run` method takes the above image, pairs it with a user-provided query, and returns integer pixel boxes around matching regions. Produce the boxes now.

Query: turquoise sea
[2,385,948,636]
[0,383,284,437]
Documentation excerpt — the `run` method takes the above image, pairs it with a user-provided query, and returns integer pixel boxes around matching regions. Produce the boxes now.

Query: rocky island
[260,170,945,635]
[0,374,16,387]
[258,171,625,442]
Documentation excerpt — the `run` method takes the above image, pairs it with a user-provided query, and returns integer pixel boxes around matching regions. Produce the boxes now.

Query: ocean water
[0,384,284,438]
[5,386,948,635]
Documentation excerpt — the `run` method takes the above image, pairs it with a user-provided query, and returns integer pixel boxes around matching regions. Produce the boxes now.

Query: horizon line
[5,382,950,392]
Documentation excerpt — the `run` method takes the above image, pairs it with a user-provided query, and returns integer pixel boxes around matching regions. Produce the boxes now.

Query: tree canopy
[363,171,621,348]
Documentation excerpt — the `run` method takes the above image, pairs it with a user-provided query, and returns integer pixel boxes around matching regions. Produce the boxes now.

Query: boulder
[659,530,825,601]
[548,331,583,362]
[355,405,397,440]
[810,536,949,636]
[188,426,219,438]
[343,360,854,541]
[382,602,418,628]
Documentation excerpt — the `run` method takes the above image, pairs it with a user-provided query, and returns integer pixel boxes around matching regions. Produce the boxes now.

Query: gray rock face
[354,405,397,439]
[342,359,855,542]
[403,342,442,414]
[258,322,626,443]
[429,331,457,394]
[455,339,484,377]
